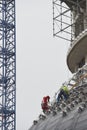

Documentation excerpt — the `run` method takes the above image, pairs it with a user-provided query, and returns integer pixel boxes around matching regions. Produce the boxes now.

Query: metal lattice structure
[53,0,87,42]
[53,0,73,41]
[0,0,16,129]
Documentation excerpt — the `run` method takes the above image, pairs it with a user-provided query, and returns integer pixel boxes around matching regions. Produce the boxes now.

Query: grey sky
[16,0,72,130]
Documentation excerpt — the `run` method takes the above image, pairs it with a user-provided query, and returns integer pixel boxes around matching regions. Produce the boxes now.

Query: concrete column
[86,0,87,13]
[84,0,87,29]
[75,65,78,73]
[85,55,87,64]
[72,6,76,38]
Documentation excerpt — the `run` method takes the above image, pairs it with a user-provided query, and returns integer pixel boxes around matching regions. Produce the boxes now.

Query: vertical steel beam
[0,0,16,130]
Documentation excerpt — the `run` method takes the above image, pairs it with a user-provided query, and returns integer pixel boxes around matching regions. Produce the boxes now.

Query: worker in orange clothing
[41,96,50,113]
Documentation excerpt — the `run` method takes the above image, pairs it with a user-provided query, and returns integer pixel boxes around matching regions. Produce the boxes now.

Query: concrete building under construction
[29,0,87,130]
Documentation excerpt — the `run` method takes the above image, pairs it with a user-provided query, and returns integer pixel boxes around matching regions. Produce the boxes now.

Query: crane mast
[0,0,16,129]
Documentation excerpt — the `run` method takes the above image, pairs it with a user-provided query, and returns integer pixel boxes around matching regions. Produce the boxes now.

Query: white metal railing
[52,64,87,103]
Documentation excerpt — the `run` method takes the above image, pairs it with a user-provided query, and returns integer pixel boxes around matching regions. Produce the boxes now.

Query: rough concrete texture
[29,84,87,130]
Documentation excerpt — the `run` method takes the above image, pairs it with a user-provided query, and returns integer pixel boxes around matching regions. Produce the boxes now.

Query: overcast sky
[16,0,72,130]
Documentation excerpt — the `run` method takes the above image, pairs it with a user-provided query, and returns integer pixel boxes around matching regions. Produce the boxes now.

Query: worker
[57,85,69,103]
[41,96,50,113]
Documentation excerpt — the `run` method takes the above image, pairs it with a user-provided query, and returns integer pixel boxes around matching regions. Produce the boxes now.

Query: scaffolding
[53,0,86,42]
[0,0,16,130]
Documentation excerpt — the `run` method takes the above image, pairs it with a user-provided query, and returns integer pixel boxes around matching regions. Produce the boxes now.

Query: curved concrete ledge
[67,30,87,73]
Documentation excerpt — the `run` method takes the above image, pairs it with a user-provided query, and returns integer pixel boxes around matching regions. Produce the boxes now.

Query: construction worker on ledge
[41,96,50,114]
[57,84,69,103]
